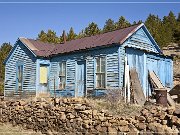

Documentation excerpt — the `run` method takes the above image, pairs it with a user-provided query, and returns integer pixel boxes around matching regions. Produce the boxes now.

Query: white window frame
[59,62,66,90]
[96,57,106,89]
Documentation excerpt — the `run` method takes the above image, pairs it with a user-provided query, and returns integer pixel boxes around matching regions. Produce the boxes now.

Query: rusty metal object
[155,88,167,107]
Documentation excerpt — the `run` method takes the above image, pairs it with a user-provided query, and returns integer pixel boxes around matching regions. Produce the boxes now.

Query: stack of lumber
[130,68,146,106]
[149,71,175,107]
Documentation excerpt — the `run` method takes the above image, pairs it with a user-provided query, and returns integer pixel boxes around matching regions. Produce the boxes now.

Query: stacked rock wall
[0,98,180,134]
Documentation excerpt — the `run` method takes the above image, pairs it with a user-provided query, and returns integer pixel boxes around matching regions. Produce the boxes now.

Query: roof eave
[19,37,37,57]
[142,25,163,54]
[119,23,144,44]
[4,38,39,65]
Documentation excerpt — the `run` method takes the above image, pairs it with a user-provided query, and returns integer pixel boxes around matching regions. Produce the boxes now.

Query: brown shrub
[88,89,142,116]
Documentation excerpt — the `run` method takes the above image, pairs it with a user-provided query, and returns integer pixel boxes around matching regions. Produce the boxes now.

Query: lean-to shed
[4,23,173,98]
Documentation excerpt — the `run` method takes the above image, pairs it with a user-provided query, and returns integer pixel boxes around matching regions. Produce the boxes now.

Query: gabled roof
[19,38,55,57]
[18,23,144,57]
[51,24,143,55]
[5,23,162,64]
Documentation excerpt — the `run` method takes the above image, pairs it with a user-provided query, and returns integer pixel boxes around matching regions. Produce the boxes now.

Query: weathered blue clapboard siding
[49,62,58,90]
[86,56,94,90]
[118,46,126,88]
[86,46,120,92]
[147,54,173,89]
[121,27,166,97]
[94,47,121,96]
[4,41,36,96]
[49,46,120,96]
[66,59,76,90]
[125,47,173,97]
[106,49,119,88]
[124,28,159,53]
[49,55,76,97]
[125,48,147,95]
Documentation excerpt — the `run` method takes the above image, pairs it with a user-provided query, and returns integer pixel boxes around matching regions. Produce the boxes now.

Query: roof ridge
[18,23,143,57]
[25,23,142,46]
[58,23,142,45]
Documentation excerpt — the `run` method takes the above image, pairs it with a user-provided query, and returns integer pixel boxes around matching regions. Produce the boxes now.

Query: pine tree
[67,27,77,41]
[0,42,12,93]
[177,13,180,22]
[132,20,143,25]
[84,22,100,36]
[36,11,179,48]
[145,14,169,48]
[133,21,137,25]
[46,30,59,43]
[76,30,85,39]
[163,11,177,42]
[0,43,12,81]
[103,19,116,33]
[163,11,177,31]
[174,12,180,44]
[115,16,131,29]
[38,30,47,43]
[174,25,180,44]
[59,30,67,43]
[137,20,143,24]
[38,30,59,44]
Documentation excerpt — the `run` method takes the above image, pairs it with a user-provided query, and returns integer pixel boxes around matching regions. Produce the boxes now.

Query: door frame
[36,59,50,96]
[38,64,50,94]
[75,60,86,97]
[126,47,147,97]
[16,62,24,92]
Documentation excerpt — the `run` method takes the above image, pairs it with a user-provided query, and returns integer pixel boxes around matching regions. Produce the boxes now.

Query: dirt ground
[173,60,180,86]
[0,123,41,135]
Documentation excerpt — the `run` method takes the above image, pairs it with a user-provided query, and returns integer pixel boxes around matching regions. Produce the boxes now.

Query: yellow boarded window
[40,65,48,84]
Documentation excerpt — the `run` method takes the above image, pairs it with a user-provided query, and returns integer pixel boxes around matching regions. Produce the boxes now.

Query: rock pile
[0,98,180,134]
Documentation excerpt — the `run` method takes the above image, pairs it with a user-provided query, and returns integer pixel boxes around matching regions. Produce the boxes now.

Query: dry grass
[87,89,142,117]
[0,123,41,135]
[88,98,142,117]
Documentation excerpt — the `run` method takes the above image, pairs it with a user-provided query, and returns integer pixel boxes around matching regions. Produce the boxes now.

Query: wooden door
[39,65,49,94]
[77,61,86,97]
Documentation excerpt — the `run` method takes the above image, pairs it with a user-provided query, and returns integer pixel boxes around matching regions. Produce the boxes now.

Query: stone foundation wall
[0,98,180,134]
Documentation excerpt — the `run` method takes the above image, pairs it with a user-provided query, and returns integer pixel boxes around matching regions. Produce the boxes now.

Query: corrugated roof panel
[20,24,142,57]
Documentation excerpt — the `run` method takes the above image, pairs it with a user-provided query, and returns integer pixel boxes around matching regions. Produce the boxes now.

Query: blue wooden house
[4,23,173,98]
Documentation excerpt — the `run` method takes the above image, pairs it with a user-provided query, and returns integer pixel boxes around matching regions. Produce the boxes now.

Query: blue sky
[0,0,179,45]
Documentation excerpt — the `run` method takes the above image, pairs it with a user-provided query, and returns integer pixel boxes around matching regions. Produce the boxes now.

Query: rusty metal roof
[19,38,56,57]
[20,24,143,57]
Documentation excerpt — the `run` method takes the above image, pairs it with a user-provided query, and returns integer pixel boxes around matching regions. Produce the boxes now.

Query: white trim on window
[59,61,66,90]
[95,57,106,89]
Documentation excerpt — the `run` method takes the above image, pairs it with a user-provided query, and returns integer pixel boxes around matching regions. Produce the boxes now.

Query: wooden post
[54,75,56,99]
[0,108,2,116]
[124,56,127,103]
[53,75,56,106]
[0,108,2,122]
[126,65,130,103]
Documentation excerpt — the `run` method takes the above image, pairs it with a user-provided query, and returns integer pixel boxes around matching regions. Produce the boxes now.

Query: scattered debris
[149,71,175,107]
[169,84,180,103]
[130,69,146,106]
